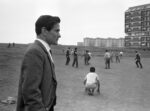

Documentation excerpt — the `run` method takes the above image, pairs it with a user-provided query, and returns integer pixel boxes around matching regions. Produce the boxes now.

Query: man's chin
[53,42,58,45]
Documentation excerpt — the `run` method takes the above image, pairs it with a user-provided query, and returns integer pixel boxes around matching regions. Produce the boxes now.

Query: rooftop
[126,3,150,12]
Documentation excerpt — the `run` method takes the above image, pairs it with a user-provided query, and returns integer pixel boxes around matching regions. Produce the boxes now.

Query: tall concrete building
[125,4,150,48]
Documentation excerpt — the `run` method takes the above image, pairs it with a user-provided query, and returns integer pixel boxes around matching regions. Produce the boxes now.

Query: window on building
[138,37,141,40]
[141,37,145,41]
[141,43,146,46]
[147,27,150,31]
[147,43,150,47]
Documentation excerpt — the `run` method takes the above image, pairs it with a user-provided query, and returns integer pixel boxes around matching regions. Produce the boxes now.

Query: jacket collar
[36,38,51,53]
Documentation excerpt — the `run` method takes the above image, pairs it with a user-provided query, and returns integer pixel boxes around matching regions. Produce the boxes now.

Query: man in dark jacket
[72,47,78,68]
[16,15,61,111]
[65,47,70,65]
[135,51,143,68]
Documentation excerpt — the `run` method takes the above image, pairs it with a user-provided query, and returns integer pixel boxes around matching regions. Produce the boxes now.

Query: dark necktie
[49,50,52,55]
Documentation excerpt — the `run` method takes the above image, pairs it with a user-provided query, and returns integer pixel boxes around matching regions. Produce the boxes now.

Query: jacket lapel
[35,40,57,81]
[46,54,57,81]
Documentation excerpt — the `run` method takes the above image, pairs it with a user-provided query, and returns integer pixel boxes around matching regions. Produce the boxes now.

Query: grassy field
[0,43,150,111]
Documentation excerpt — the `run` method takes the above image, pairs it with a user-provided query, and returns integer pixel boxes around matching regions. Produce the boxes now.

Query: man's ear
[41,27,48,36]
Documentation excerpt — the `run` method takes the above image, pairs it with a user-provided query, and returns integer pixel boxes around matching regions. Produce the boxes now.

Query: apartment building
[125,3,150,48]
[83,37,124,48]
[77,42,84,46]
[83,38,96,46]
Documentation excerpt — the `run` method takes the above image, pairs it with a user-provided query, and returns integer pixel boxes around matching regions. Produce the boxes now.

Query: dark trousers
[65,56,70,65]
[116,56,120,63]
[135,60,143,68]
[105,58,110,69]
[72,57,78,67]
[84,57,89,65]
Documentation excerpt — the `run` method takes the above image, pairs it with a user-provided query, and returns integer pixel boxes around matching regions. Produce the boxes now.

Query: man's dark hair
[35,15,60,35]
[90,67,95,72]
[75,47,77,50]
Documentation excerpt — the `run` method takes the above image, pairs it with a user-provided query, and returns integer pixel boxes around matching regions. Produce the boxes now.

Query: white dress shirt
[36,38,54,63]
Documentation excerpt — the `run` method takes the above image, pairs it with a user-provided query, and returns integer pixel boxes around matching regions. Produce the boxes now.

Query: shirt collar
[36,38,51,52]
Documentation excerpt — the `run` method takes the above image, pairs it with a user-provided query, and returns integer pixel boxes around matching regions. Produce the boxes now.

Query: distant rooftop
[126,3,150,12]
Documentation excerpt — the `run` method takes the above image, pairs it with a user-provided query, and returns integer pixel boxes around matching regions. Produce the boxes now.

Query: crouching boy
[83,67,100,95]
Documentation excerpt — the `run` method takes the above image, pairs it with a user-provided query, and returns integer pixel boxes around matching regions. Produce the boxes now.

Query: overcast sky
[0,0,150,45]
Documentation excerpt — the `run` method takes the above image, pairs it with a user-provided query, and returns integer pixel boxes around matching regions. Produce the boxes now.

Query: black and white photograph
[0,0,150,111]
